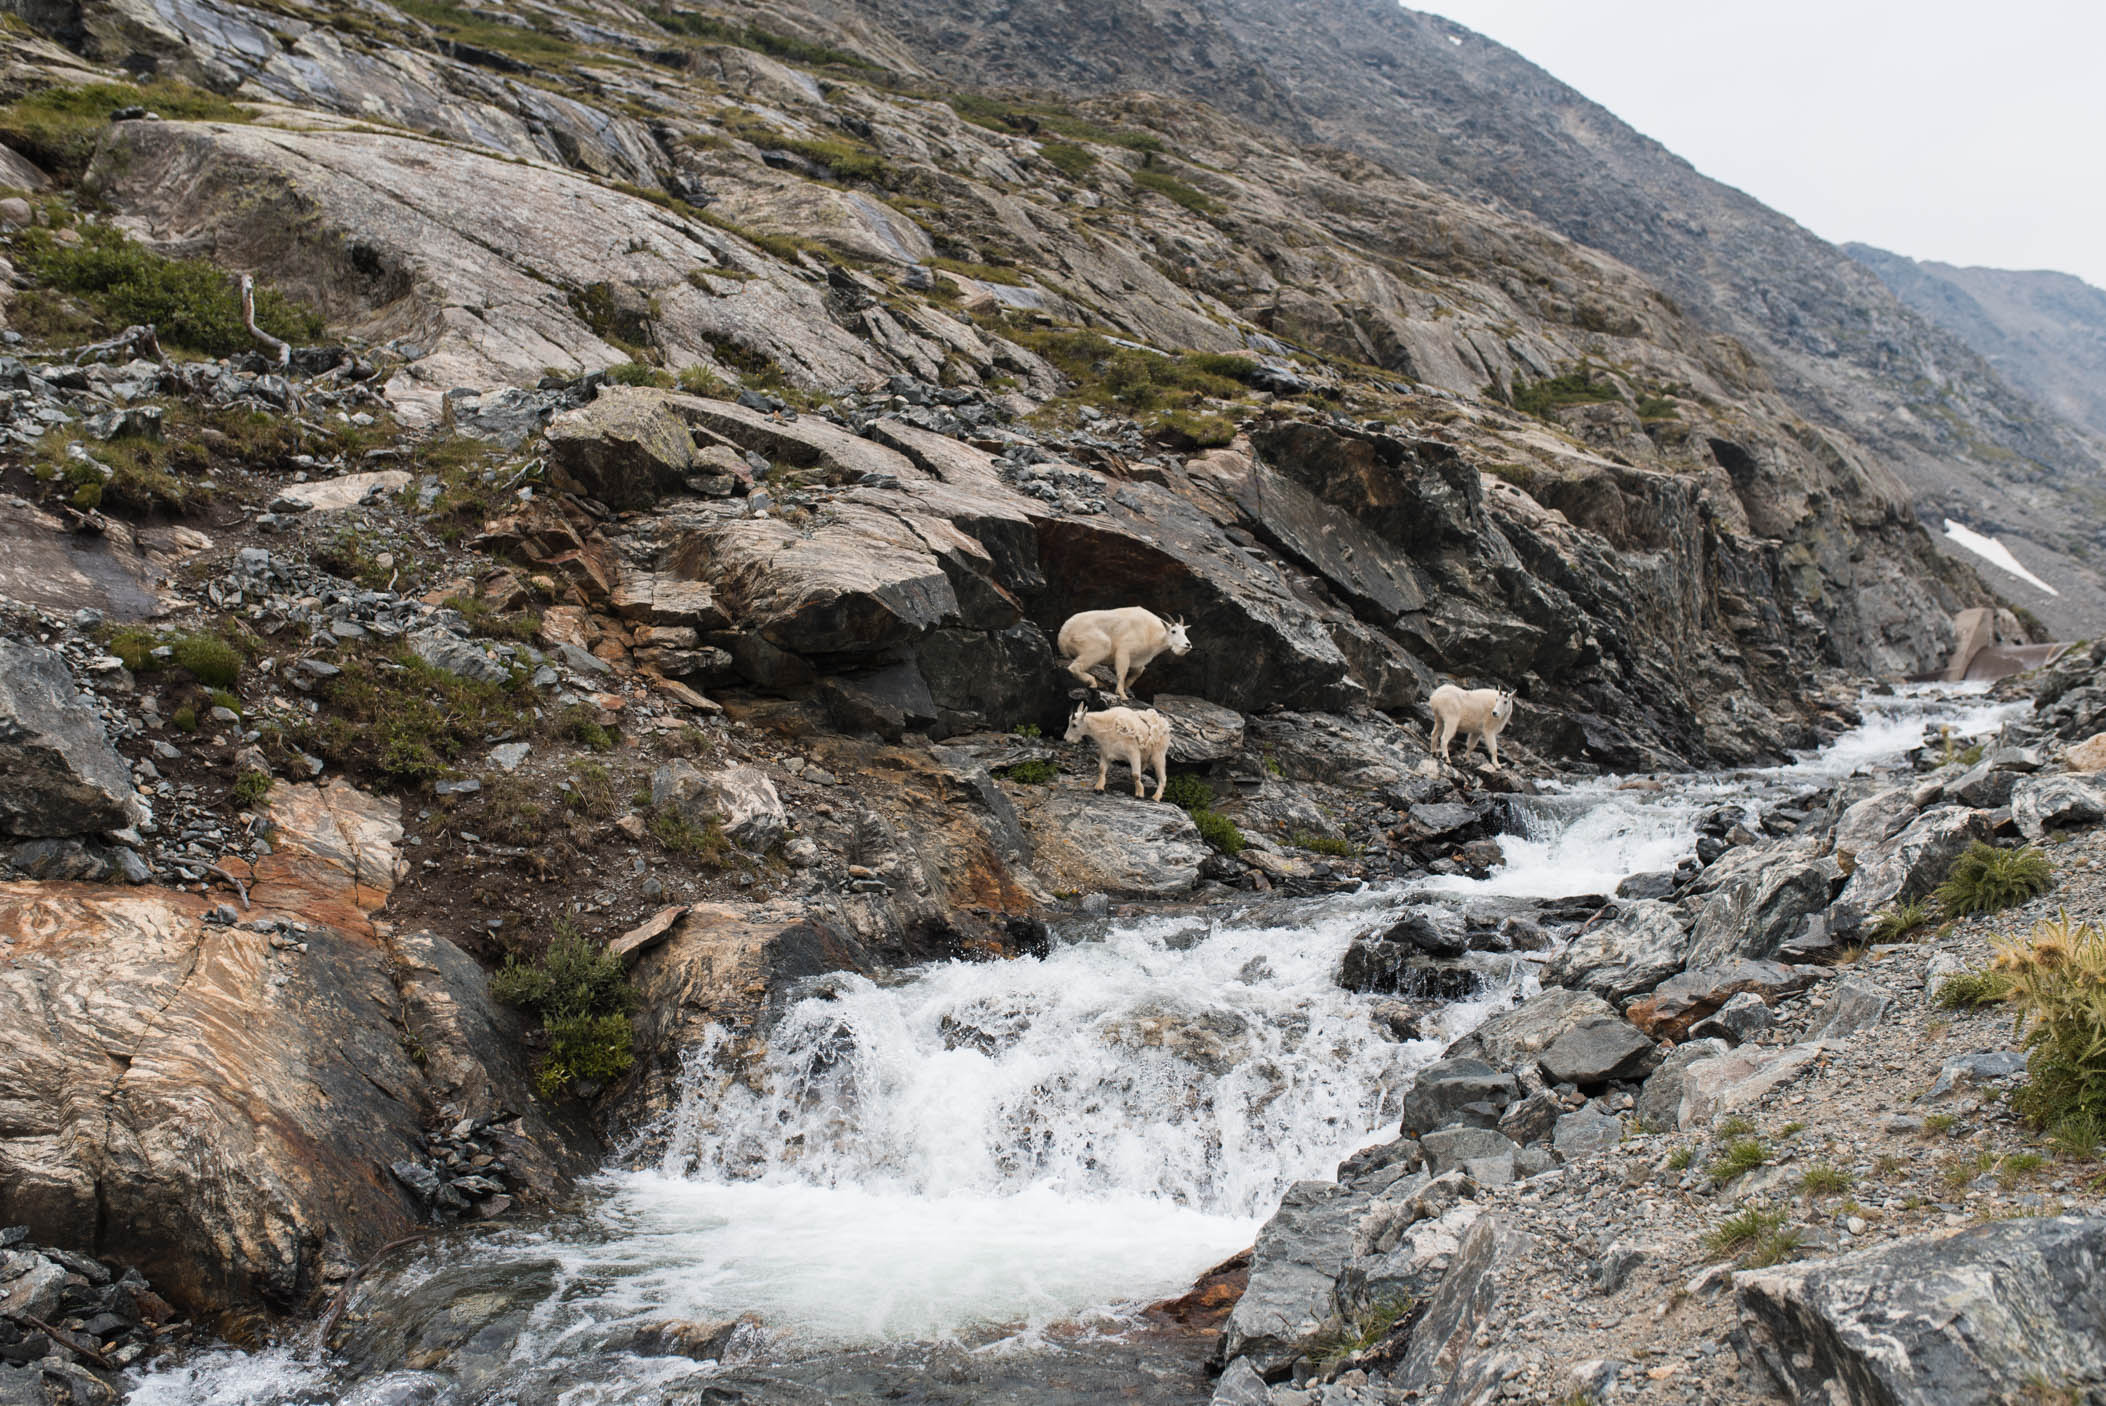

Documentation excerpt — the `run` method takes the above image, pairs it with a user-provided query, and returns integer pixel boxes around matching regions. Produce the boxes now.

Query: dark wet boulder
[1216,1180,1366,1376]
[1539,1017,1660,1088]
[0,640,138,838]
[1545,899,1691,1002]
[1685,852,1840,967]
[1400,1058,1520,1135]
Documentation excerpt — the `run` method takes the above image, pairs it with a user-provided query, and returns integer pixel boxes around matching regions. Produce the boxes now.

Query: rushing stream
[126,686,2024,1405]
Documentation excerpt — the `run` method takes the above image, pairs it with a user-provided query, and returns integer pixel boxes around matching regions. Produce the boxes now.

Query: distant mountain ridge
[1844,245,2106,443]
[799,0,2106,632]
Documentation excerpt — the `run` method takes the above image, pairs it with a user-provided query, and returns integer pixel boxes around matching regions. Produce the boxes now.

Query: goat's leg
[1434,716,1453,760]
[1095,752,1108,791]
[1485,731,1501,769]
[1150,745,1168,801]
[1129,750,1146,797]
[1067,644,1106,688]
[1112,643,1133,698]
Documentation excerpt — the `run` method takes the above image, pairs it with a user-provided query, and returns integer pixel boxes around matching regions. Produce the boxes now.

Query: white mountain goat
[1429,684,1516,768]
[1057,607,1192,698]
[1065,702,1173,801]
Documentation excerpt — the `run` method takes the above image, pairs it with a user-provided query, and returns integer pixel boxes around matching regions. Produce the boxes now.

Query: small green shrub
[1012,722,1043,739]
[1161,774,1215,811]
[1923,1113,1958,1136]
[1937,968,2011,1009]
[1714,1115,1757,1138]
[1870,897,1936,942]
[677,365,728,396]
[171,704,197,733]
[1293,831,1357,857]
[1150,408,1237,449]
[1937,842,2053,916]
[1799,1164,1854,1196]
[1994,916,2106,1140]
[650,805,731,864]
[290,647,528,788]
[1131,164,1220,216]
[996,758,1058,785]
[1505,363,1622,418]
[560,704,617,753]
[1303,1294,1415,1373]
[565,760,619,819]
[104,626,158,674]
[231,769,271,807]
[168,632,241,688]
[1039,141,1096,179]
[1666,1145,1694,1171]
[1634,395,1679,420]
[446,595,541,642]
[490,931,635,1098]
[1192,809,1245,855]
[15,221,321,355]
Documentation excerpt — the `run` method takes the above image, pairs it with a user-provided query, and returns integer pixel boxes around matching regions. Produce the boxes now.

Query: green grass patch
[650,804,733,865]
[0,81,250,180]
[996,758,1058,785]
[1709,1138,1768,1186]
[1634,395,1680,421]
[1293,831,1357,857]
[1010,327,1254,415]
[1149,408,1237,449]
[1869,897,1937,942]
[1131,164,1220,216]
[1039,141,1096,179]
[289,646,528,788]
[947,94,1162,152]
[560,703,617,753]
[231,769,271,808]
[391,0,581,65]
[1192,809,1245,855]
[928,255,1029,286]
[14,220,323,357]
[605,361,674,388]
[1935,842,2052,916]
[446,595,542,643]
[1666,1145,1694,1171]
[648,8,877,68]
[490,929,635,1099]
[1799,1164,1854,1196]
[1705,1206,1788,1261]
[1505,363,1623,418]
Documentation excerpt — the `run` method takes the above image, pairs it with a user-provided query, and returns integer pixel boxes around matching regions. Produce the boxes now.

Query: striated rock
[1651,1043,1823,1132]
[1153,694,1246,763]
[1400,1058,1519,1136]
[1545,900,1689,1002]
[1687,991,1774,1046]
[1014,789,1204,900]
[544,387,699,508]
[1217,1180,1365,1375]
[1391,1214,1534,1400]
[1551,1110,1623,1159]
[1626,959,1817,1041]
[2012,773,2106,841]
[1736,1216,2106,1404]
[650,762,787,850]
[1447,987,1618,1072]
[1830,784,1919,863]
[406,628,510,685]
[1684,852,1838,967]
[1836,806,1993,915]
[1633,1038,1730,1132]
[0,780,585,1328]
[0,640,139,837]
[2064,732,2106,773]
[1806,976,1895,1042]
[1419,1126,1520,1177]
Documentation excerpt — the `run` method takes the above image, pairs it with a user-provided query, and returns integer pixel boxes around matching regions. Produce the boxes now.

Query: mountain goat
[1057,607,1191,698]
[1429,684,1516,768]
[1065,702,1172,801]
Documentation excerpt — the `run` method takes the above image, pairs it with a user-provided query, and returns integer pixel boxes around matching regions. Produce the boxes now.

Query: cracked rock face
[0,638,141,837]
[0,779,588,1331]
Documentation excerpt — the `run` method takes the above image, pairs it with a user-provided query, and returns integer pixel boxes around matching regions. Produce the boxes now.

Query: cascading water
[124,685,2026,1404]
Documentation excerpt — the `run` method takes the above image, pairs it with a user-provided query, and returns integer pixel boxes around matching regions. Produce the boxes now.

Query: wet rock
[1014,789,1204,900]
[2011,773,2106,841]
[1835,806,1992,914]
[1538,1017,1660,1088]
[1447,987,1618,1071]
[1614,868,1679,900]
[0,640,139,837]
[1626,959,1819,1041]
[1217,1180,1366,1375]
[1380,910,1468,958]
[1545,899,1690,1001]
[1736,1216,2106,1404]
[1686,991,1774,1046]
[1400,1058,1520,1136]
[1806,976,1894,1041]
[1685,852,1838,966]
[545,386,699,508]
[1408,800,1486,839]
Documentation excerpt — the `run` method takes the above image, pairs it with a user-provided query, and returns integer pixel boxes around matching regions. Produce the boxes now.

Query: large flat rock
[1014,788,1205,899]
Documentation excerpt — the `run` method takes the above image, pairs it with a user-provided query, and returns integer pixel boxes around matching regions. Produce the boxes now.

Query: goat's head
[1165,617,1192,656]
[1064,702,1092,743]
[1493,689,1516,724]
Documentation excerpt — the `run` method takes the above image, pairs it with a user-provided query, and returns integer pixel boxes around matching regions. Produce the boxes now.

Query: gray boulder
[1687,991,1774,1046]
[1830,784,1920,862]
[1015,789,1205,900]
[1685,853,1839,967]
[1391,1215,1534,1398]
[0,640,138,837]
[1446,987,1618,1071]
[1551,1110,1623,1160]
[1627,959,1817,1041]
[651,761,788,850]
[1806,976,1894,1042]
[1153,694,1246,763]
[1947,759,2017,810]
[1539,1017,1660,1088]
[1633,1038,1730,1132]
[2012,773,2106,841]
[1400,1057,1520,1136]
[1737,1216,2106,1404]
[1420,1126,1520,1176]
[1836,806,1992,915]
[1217,1180,1365,1375]
[545,387,699,509]
[406,628,512,685]
[1545,900,1691,1002]
[1925,1050,2028,1100]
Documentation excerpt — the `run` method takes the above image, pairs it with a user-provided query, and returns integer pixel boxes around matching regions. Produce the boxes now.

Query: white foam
[1944,518,2059,596]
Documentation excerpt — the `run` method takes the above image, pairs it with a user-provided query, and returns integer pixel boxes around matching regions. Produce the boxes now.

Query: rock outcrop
[0,639,138,837]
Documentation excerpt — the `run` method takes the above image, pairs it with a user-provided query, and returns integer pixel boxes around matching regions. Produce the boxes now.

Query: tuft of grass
[996,758,1058,785]
[489,930,635,1099]
[1924,1113,1959,1137]
[391,0,582,64]
[14,220,321,356]
[171,632,242,688]
[288,646,528,788]
[1715,1115,1758,1139]
[1936,842,2053,917]
[1504,361,1622,418]
[565,760,619,820]
[171,704,198,733]
[1150,408,1237,449]
[1870,897,1937,942]
[1743,1225,1806,1268]
[1039,141,1096,179]
[1009,326,1255,415]
[1192,809,1245,856]
[1705,1206,1787,1260]
[1709,1138,1769,1186]
[559,703,617,753]
[1997,1152,2047,1188]
[605,361,673,388]
[947,93,1162,151]
[648,8,877,68]
[446,595,541,643]
[650,804,732,865]
[1937,968,2011,1010]
[1131,163,1220,215]
[230,769,271,808]
[1799,1164,1854,1196]
[1302,1294,1415,1373]
[1666,1146,1695,1171]
[0,81,251,179]
[2049,1111,2103,1161]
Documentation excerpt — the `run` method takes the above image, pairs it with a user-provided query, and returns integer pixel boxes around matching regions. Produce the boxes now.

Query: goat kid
[1057,606,1191,698]
[1428,683,1516,768]
[1065,702,1172,801]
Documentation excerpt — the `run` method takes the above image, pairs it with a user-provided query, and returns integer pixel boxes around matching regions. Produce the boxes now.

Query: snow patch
[1943,518,2058,596]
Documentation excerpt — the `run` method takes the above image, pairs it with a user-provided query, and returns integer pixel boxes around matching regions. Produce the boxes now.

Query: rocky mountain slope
[782,0,2106,635]
[1846,245,2106,443]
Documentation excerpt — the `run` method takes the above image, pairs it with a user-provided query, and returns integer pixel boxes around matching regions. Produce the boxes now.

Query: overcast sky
[1412,1,2106,290]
